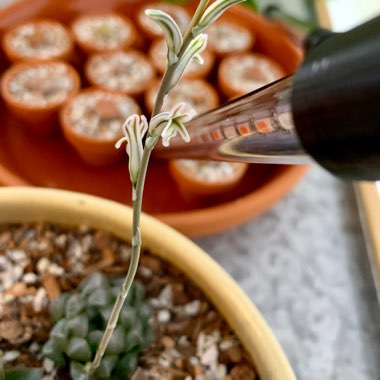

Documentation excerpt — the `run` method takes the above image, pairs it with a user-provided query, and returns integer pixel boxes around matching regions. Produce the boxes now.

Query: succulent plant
[42,272,152,379]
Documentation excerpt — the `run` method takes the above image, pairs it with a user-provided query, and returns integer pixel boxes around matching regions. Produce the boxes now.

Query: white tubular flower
[192,0,246,36]
[115,114,148,186]
[145,9,183,65]
[161,103,196,147]
[168,34,208,91]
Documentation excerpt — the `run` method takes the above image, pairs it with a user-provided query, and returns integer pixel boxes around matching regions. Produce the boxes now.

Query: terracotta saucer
[0,0,307,237]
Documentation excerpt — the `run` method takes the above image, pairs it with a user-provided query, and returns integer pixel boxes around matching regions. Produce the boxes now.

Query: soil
[0,223,257,379]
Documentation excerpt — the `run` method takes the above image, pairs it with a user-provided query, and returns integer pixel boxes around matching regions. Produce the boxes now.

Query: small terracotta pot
[148,38,215,79]
[85,50,156,98]
[2,18,74,63]
[60,88,140,166]
[0,60,80,135]
[71,13,137,55]
[136,2,190,41]
[145,78,219,115]
[218,52,286,99]
[169,159,249,198]
[207,19,255,59]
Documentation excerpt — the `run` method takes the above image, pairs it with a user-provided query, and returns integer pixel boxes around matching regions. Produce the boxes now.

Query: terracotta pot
[84,50,156,98]
[0,60,80,135]
[218,52,286,98]
[60,88,140,166]
[206,18,255,59]
[0,186,296,380]
[0,0,307,237]
[2,18,74,63]
[169,159,249,198]
[71,13,137,55]
[145,78,219,115]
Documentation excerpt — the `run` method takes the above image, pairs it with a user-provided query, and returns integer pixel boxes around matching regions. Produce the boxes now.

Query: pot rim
[0,187,295,380]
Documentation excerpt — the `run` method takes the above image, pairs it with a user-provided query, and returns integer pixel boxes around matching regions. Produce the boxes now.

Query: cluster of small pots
[0,3,286,197]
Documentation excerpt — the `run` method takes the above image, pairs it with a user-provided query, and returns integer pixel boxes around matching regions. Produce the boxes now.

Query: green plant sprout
[42,272,152,379]
[71,0,245,377]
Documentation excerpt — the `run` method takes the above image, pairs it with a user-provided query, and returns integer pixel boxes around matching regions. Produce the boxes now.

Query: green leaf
[87,288,111,308]
[125,330,144,352]
[4,368,41,380]
[79,272,109,296]
[100,306,113,323]
[41,340,67,367]
[66,337,92,362]
[88,330,103,353]
[94,355,118,379]
[67,313,89,338]
[50,319,69,351]
[49,293,69,322]
[244,0,257,11]
[70,362,91,380]
[114,352,138,377]
[66,294,86,318]
[128,282,145,307]
[105,326,126,355]
[120,307,137,328]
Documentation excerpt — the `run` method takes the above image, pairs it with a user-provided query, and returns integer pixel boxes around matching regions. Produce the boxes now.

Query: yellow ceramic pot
[0,187,295,380]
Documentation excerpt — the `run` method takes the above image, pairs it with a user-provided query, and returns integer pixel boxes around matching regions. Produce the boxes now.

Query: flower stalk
[88,0,246,375]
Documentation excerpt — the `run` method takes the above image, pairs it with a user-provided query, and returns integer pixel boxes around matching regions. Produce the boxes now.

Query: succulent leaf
[50,319,69,351]
[49,293,69,322]
[67,313,89,338]
[3,368,41,380]
[66,294,86,318]
[94,355,118,379]
[79,272,109,296]
[87,288,111,308]
[88,330,104,353]
[41,340,67,367]
[105,326,126,355]
[69,362,91,380]
[45,274,152,378]
[125,330,144,352]
[114,352,138,377]
[66,337,92,362]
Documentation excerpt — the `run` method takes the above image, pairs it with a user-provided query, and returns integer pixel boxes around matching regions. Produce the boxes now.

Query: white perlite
[207,21,252,54]
[222,53,284,93]
[177,159,242,182]
[150,284,173,308]
[65,90,139,140]
[196,331,227,380]
[8,63,74,107]
[33,287,48,312]
[2,350,20,363]
[88,51,154,93]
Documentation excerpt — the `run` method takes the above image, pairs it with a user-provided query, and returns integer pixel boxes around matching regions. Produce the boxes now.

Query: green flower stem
[89,136,158,373]
[152,0,209,116]
[90,0,210,372]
